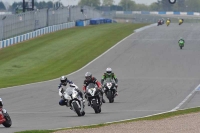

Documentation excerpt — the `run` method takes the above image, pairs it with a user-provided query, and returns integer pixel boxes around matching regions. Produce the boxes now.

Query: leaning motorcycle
[63,87,85,116]
[179,40,184,49]
[0,108,12,128]
[157,21,161,26]
[102,78,117,103]
[86,83,102,113]
[179,19,184,25]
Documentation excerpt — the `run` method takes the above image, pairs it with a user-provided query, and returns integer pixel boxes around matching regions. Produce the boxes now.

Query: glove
[59,91,63,97]
[115,84,118,87]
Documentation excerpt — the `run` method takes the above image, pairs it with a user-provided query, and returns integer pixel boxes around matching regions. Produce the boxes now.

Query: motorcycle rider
[161,18,165,24]
[166,18,171,26]
[101,68,118,96]
[157,19,162,26]
[178,37,185,47]
[0,98,3,108]
[0,98,6,114]
[83,72,105,106]
[179,18,184,25]
[167,18,171,22]
[58,76,84,107]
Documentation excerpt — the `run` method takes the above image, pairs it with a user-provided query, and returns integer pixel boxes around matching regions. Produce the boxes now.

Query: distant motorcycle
[102,78,117,103]
[157,21,162,26]
[86,83,102,113]
[166,20,170,26]
[179,19,184,25]
[0,108,12,128]
[179,40,184,49]
[62,87,85,116]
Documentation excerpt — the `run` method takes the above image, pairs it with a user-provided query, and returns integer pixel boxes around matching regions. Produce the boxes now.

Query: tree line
[0,0,199,12]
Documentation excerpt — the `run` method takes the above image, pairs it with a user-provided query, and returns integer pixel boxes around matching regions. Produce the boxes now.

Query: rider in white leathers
[58,76,84,106]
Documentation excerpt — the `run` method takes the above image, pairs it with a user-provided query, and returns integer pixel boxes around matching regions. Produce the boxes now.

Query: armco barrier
[90,18,112,25]
[0,21,75,49]
[76,20,90,26]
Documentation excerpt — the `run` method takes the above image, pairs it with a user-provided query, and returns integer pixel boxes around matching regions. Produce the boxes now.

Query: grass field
[0,23,148,88]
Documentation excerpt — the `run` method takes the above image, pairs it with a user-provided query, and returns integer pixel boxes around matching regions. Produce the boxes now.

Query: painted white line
[1,24,154,90]
[171,84,200,111]
[134,23,156,33]
[50,106,200,131]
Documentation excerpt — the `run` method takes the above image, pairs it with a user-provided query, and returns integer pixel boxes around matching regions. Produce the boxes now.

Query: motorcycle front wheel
[92,100,100,113]
[107,91,114,103]
[2,112,12,128]
[72,102,82,116]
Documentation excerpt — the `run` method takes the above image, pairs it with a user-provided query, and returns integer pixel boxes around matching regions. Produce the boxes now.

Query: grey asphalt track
[1,23,200,133]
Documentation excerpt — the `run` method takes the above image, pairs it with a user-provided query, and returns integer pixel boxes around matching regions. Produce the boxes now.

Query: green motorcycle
[179,40,184,49]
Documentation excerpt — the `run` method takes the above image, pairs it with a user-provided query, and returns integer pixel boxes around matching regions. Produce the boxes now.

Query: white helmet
[106,68,112,75]
[0,98,3,107]
[60,76,67,85]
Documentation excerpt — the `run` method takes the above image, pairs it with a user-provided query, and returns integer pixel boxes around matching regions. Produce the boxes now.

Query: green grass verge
[0,23,148,88]
[16,107,200,133]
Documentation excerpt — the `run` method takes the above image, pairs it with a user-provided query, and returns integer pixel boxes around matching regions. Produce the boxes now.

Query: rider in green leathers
[101,68,119,96]
[178,37,185,49]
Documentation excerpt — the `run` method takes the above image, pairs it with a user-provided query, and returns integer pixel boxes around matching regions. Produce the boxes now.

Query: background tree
[0,1,6,10]
[102,0,114,6]
[78,0,101,8]
[135,4,149,11]
[185,0,200,12]
[119,0,136,11]
[149,2,159,11]
[160,0,173,11]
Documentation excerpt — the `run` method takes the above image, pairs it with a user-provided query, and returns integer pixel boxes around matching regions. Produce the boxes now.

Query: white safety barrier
[0,22,76,49]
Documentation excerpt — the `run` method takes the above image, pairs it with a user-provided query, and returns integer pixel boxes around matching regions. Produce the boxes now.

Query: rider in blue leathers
[58,76,84,106]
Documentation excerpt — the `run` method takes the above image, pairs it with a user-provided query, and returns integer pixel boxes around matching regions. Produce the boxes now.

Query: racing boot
[102,95,106,103]
[114,91,118,97]
[87,101,90,106]
[114,86,118,97]
[100,89,106,103]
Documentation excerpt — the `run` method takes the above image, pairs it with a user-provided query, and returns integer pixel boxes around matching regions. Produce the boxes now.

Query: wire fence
[0,6,102,40]
[112,13,200,24]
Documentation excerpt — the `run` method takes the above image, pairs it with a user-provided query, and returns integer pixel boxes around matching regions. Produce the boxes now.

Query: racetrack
[1,23,200,132]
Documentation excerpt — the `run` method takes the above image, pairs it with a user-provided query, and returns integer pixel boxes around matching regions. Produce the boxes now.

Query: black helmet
[85,72,92,81]
[106,67,112,75]
[60,76,67,85]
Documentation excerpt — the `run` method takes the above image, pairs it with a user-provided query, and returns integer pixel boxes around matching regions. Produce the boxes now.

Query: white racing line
[171,84,200,111]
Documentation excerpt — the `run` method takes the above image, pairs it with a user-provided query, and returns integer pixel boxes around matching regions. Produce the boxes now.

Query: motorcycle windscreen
[87,83,96,89]
[65,87,74,95]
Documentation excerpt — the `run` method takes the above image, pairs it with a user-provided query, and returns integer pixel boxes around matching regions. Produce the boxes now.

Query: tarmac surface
[1,23,200,132]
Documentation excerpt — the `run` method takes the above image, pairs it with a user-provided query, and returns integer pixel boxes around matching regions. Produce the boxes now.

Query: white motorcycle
[86,83,102,113]
[62,87,85,116]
